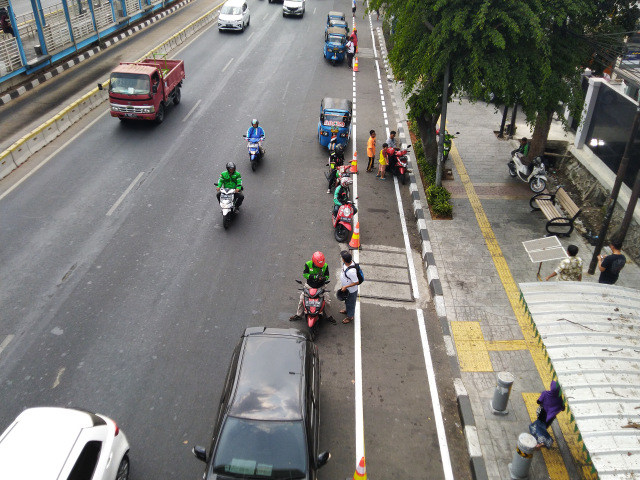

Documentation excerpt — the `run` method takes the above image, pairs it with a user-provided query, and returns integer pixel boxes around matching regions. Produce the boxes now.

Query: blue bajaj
[323,27,348,65]
[318,97,352,149]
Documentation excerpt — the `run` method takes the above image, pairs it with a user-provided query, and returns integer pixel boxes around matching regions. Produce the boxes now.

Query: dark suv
[193,327,330,479]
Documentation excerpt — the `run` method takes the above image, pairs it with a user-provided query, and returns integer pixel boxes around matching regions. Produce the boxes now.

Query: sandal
[342,317,353,324]
[339,309,347,314]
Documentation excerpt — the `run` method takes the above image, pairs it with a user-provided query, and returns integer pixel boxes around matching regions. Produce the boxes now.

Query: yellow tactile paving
[485,340,527,351]
[450,322,493,372]
[448,141,589,478]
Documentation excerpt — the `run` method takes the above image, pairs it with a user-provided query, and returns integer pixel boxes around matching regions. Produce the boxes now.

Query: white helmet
[340,175,353,187]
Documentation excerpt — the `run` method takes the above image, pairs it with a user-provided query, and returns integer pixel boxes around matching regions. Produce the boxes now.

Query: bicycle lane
[345,12,471,479]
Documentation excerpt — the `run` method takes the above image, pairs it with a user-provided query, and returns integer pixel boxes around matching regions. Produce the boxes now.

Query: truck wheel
[155,103,165,124]
[173,87,181,105]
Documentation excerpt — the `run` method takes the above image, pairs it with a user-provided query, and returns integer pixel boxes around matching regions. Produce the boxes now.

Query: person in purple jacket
[529,380,565,448]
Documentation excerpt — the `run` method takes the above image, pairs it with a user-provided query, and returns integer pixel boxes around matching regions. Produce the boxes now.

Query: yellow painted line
[486,340,527,351]
[450,322,492,372]
[447,141,594,478]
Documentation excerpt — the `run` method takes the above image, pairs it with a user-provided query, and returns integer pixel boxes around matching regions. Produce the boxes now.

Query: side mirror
[97,83,103,91]
[317,451,331,467]
[455,132,460,135]
[242,134,247,138]
[152,84,158,94]
[192,446,207,463]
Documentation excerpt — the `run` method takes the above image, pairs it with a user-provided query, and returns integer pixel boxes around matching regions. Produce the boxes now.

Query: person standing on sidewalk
[545,245,582,281]
[366,130,376,172]
[376,143,388,179]
[339,251,359,324]
[529,381,565,449]
[598,236,626,285]
[351,0,356,17]
[346,37,355,69]
[350,28,358,53]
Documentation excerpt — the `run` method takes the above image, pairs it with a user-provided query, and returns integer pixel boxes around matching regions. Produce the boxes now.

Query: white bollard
[490,371,514,415]
[508,433,537,479]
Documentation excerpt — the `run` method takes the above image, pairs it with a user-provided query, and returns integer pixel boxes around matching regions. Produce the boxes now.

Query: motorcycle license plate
[306,299,321,307]
[341,217,352,223]
[221,194,233,201]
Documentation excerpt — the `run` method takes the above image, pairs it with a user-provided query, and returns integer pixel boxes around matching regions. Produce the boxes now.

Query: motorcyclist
[290,251,335,324]
[246,119,265,155]
[327,144,346,193]
[216,162,244,211]
[385,145,398,175]
[333,175,352,216]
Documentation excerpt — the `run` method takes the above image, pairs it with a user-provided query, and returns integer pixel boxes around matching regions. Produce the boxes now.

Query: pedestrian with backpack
[339,250,361,324]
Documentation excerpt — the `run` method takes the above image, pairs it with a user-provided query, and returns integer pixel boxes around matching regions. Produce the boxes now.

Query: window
[67,440,102,480]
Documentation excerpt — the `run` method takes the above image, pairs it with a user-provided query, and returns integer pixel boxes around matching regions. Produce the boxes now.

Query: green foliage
[427,185,452,217]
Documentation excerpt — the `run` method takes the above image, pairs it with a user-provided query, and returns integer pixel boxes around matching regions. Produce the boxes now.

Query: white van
[218,0,250,32]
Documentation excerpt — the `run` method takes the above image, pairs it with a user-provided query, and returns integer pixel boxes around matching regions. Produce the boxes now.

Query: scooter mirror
[295,279,303,284]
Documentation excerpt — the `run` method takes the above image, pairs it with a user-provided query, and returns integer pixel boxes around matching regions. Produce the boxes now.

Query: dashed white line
[106,171,145,216]
[0,335,14,355]
[222,57,234,72]
[182,99,201,122]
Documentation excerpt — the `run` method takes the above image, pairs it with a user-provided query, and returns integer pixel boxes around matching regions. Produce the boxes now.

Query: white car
[0,407,130,480]
[283,0,305,17]
[218,0,250,32]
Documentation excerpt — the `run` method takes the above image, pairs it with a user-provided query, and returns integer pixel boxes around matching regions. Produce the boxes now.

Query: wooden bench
[529,187,581,237]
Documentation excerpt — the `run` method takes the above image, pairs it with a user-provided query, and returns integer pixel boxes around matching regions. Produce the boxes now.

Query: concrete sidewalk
[429,99,640,479]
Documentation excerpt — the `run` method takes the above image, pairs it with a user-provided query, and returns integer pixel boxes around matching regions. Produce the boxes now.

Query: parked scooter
[218,187,238,229]
[242,134,264,171]
[332,198,357,242]
[507,153,547,193]
[295,278,330,340]
[388,145,411,185]
[436,129,459,162]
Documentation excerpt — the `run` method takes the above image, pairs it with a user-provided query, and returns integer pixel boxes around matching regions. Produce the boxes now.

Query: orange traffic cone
[352,456,366,479]
[353,56,359,72]
[351,151,358,173]
[349,221,360,249]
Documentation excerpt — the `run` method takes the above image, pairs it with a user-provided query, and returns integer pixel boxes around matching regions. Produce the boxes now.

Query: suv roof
[228,328,308,421]
[223,0,246,6]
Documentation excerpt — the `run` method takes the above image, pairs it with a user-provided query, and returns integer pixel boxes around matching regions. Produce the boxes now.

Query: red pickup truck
[102,57,185,123]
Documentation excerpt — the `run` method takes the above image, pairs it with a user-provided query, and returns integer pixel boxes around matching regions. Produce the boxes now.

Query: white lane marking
[246,31,255,42]
[106,171,145,216]
[183,99,202,122]
[222,57,234,72]
[281,81,290,100]
[417,310,454,478]
[392,169,419,298]
[0,112,108,202]
[0,335,14,355]
[52,367,65,389]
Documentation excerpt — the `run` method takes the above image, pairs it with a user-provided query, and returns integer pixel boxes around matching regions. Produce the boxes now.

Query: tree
[368,0,640,163]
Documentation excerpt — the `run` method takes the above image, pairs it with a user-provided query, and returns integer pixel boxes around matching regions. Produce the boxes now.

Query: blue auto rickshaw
[318,97,352,148]
[326,11,345,26]
[324,27,348,65]
[325,17,349,40]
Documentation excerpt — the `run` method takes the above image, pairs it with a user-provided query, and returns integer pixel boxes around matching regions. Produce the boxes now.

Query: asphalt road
[0,1,471,479]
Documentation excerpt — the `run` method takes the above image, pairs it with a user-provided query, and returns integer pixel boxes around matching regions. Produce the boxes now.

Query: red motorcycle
[387,145,411,185]
[295,279,330,340]
[332,200,357,243]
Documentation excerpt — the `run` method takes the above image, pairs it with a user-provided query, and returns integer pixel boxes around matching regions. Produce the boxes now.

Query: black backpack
[347,263,365,284]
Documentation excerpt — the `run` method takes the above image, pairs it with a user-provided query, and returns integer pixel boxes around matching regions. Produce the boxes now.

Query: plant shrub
[427,185,453,218]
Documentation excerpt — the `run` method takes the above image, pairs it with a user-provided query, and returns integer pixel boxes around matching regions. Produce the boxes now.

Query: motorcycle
[242,134,264,172]
[295,278,330,340]
[507,153,547,193]
[218,187,238,229]
[388,145,411,185]
[332,200,357,242]
[436,129,459,162]
[325,155,350,192]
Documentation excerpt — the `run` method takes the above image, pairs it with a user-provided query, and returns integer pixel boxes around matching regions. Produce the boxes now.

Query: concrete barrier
[24,127,48,156]
[42,119,60,143]
[0,151,17,180]
[54,111,73,134]
[9,137,32,167]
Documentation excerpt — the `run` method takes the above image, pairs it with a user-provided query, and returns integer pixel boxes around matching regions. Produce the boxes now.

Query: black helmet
[335,144,344,154]
[336,289,349,301]
[226,162,236,172]
[251,118,259,127]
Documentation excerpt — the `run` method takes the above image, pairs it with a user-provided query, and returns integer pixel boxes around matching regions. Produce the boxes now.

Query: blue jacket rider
[247,119,265,154]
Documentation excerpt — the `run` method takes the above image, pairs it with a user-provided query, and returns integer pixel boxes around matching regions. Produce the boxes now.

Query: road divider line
[222,57,234,72]
[182,99,202,122]
[0,335,14,356]
[106,172,145,216]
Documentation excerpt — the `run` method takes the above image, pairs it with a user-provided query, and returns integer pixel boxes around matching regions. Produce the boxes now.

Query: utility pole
[498,105,508,139]
[616,164,640,242]
[588,106,640,274]
[435,62,450,187]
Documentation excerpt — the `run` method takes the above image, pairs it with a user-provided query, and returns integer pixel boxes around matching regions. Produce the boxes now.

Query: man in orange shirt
[366,130,376,172]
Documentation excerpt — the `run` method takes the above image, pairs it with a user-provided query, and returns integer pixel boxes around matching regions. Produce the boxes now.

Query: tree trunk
[529,110,554,159]
[416,113,439,166]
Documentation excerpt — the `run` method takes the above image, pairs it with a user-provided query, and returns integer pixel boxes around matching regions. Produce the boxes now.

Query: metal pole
[616,166,640,242]
[498,105,508,138]
[508,103,518,139]
[588,106,640,274]
[436,61,450,187]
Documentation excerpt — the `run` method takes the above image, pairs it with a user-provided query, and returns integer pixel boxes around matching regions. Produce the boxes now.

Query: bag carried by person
[347,263,365,284]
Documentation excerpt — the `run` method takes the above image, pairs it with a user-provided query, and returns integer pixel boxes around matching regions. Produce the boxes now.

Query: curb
[0,0,196,107]
[375,23,489,480]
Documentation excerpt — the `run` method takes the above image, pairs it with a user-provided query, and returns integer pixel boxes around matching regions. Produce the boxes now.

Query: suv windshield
[110,73,150,95]
[211,417,306,479]
[221,6,241,14]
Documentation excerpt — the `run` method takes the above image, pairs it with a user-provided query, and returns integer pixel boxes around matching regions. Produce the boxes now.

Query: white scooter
[507,153,547,193]
[218,187,238,229]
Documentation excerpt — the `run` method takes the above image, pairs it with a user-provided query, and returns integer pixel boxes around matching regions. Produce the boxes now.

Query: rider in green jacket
[216,162,244,209]
[290,251,335,324]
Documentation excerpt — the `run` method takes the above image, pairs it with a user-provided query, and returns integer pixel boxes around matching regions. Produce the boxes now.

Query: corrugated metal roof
[519,281,640,479]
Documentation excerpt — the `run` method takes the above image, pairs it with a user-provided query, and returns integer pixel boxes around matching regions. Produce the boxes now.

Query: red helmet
[312,251,325,268]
